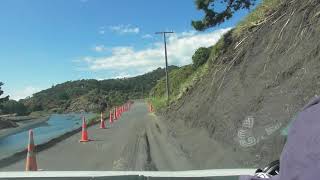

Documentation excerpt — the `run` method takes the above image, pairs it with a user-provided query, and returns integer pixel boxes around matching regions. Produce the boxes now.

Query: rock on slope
[162,0,320,168]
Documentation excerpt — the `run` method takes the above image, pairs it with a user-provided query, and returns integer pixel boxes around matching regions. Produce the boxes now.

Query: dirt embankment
[0,119,18,130]
[161,0,320,168]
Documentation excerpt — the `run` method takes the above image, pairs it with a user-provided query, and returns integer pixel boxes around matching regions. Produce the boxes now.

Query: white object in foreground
[0,169,255,178]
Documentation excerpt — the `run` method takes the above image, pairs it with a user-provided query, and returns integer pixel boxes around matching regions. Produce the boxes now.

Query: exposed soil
[0,119,18,130]
[161,0,320,168]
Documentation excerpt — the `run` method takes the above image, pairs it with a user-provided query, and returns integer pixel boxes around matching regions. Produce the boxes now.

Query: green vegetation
[21,66,178,114]
[192,47,211,69]
[87,114,100,125]
[150,61,210,110]
[150,0,283,111]
[0,82,9,112]
[1,100,29,116]
[150,65,194,109]
[233,0,281,36]
[192,0,256,31]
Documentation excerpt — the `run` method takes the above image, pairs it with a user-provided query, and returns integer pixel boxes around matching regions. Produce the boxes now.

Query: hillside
[22,66,178,113]
[152,0,320,168]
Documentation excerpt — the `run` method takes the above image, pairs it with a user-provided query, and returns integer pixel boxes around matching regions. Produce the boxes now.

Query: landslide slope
[162,0,320,167]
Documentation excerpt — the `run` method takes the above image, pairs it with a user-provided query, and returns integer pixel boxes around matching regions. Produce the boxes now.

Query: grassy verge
[149,61,210,111]
[87,113,99,125]
[233,0,282,37]
[149,97,167,111]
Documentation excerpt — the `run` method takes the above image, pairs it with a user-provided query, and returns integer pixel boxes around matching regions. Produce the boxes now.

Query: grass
[233,0,282,36]
[87,113,99,125]
[149,60,210,111]
[149,97,167,111]
[29,111,50,118]
[148,0,283,111]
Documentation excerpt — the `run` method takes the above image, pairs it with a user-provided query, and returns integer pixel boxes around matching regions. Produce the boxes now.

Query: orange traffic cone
[99,112,106,129]
[117,107,120,119]
[109,111,113,124]
[79,116,90,142]
[25,130,37,171]
[113,108,117,120]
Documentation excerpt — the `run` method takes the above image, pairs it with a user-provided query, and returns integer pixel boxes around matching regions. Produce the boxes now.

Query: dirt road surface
[0,101,194,171]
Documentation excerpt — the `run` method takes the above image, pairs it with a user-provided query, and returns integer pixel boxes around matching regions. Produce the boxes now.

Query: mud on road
[0,101,198,171]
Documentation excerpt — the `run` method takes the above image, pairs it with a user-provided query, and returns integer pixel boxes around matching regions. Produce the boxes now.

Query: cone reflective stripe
[100,112,106,129]
[26,130,37,171]
[79,116,90,142]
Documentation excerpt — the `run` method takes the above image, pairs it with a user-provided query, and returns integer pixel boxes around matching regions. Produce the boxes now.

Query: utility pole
[155,31,174,104]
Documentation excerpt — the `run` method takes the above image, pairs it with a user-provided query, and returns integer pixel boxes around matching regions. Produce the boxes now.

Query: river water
[0,113,94,160]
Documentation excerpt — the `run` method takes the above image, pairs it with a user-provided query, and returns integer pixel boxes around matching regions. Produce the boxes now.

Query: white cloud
[109,24,140,34]
[97,72,141,80]
[93,45,107,52]
[9,86,42,101]
[98,26,106,35]
[99,30,105,35]
[111,46,134,55]
[142,34,153,39]
[79,28,231,77]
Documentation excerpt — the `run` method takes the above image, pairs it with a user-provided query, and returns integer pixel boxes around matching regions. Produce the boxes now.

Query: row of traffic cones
[101,101,133,129]
[81,102,133,142]
[25,101,134,171]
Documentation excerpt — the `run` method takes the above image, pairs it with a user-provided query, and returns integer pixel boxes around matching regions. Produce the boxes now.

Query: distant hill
[21,66,178,113]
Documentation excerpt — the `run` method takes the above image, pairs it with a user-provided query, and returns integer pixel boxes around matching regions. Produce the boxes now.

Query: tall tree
[192,0,256,31]
[0,82,9,110]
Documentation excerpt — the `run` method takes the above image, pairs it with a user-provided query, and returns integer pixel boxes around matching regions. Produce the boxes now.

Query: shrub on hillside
[2,100,29,116]
[192,47,210,68]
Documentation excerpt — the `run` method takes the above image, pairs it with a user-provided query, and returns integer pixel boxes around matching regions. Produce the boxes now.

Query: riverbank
[0,114,99,169]
[0,116,50,140]
[0,101,188,171]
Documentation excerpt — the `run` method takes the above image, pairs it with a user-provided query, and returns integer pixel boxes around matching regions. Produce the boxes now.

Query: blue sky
[0,0,258,100]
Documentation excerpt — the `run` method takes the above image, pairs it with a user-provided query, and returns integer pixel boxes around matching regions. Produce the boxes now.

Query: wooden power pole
[155,31,174,104]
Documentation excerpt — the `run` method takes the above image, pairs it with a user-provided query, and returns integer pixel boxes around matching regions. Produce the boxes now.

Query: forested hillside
[21,66,177,113]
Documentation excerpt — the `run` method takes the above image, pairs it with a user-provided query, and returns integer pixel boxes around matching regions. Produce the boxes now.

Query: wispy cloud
[9,86,42,100]
[99,30,105,34]
[93,45,107,52]
[98,26,106,35]
[109,24,140,34]
[142,34,153,39]
[77,28,231,77]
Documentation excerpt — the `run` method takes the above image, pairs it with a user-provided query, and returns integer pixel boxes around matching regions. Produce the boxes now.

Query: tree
[0,82,9,111]
[2,100,29,116]
[192,47,210,68]
[192,0,256,31]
